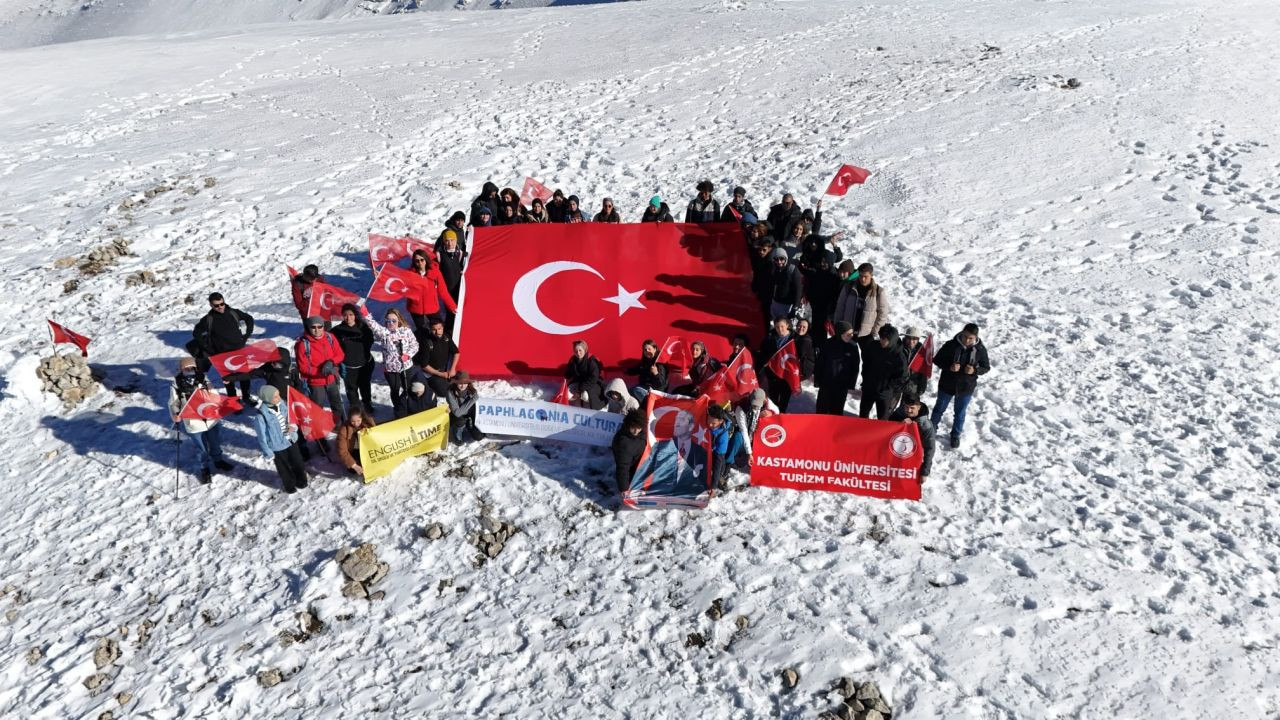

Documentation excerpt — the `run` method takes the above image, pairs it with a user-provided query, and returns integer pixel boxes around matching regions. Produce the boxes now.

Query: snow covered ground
[2,0,1280,717]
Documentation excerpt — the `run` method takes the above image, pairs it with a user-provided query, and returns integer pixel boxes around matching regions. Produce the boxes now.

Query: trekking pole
[172,422,181,499]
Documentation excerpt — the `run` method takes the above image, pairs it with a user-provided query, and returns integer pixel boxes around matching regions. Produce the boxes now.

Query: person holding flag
[190,292,255,404]
[859,324,909,420]
[168,356,233,485]
[290,265,323,325]
[358,303,419,419]
[250,385,308,494]
[295,315,347,429]
[902,327,932,396]
[405,249,457,337]
[625,339,668,403]
[761,316,800,412]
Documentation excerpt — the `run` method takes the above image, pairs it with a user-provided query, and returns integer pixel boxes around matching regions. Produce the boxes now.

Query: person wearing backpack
[295,315,347,427]
[190,292,255,405]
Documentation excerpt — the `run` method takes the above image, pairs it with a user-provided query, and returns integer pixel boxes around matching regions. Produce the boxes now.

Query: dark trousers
[343,363,373,412]
[815,385,850,415]
[386,370,410,419]
[273,443,308,492]
[307,382,347,426]
[859,388,898,420]
[427,375,450,399]
[222,372,252,403]
[764,372,792,413]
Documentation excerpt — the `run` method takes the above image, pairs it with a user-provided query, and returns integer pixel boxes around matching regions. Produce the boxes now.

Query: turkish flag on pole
[367,262,421,302]
[699,348,758,404]
[456,223,757,378]
[307,280,361,321]
[520,177,553,207]
[766,340,802,393]
[47,320,91,357]
[178,389,243,421]
[824,164,871,196]
[368,233,435,269]
[657,335,692,379]
[552,379,572,405]
[208,339,280,378]
[909,333,935,379]
[287,265,299,279]
[287,386,336,441]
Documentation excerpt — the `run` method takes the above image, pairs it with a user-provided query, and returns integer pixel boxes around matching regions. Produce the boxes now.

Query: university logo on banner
[624,391,715,510]
[474,398,622,447]
[751,414,922,500]
[209,339,280,378]
[287,386,336,441]
[456,222,756,378]
[368,233,435,269]
[178,389,242,420]
[358,405,449,483]
[307,280,361,322]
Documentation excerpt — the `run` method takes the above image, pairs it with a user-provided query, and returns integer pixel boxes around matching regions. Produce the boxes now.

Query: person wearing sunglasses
[593,198,621,223]
[357,303,419,419]
[190,292,256,405]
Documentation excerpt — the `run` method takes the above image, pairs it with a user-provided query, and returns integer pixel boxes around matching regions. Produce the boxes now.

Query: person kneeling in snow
[565,340,607,410]
[404,381,436,416]
[604,378,640,414]
[890,393,936,482]
[446,371,486,444]
[611,409,647,496]
[337,410,375,478]
[251,385,308,494]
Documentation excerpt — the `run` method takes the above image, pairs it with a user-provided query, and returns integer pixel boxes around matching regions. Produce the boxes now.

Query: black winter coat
[685,197,721,223]
[612,427,646,493]
[804,265,841,328]
[627,355,669,392]
[862,338,909,394]
[766,202,804,243]
[331,321,374,367]
[565,354,605,389]
[435,247,466,303]
[769,263,804,307]
[192,307,254,355]
[546,199,570,223]
[815,335,859,390]
[794,333,816,380]
[933,336,991,396]
[721,200,756,222]
[641,203,674,223]
[469,182,499,226]
[889,402,936,478]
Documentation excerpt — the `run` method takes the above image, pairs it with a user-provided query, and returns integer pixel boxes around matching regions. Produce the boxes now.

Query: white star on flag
[602,284,646,316]
[692,425,709,446]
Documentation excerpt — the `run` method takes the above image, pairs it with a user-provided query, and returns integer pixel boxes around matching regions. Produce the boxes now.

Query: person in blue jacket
[707,405,732,490]
[251,385,308,494]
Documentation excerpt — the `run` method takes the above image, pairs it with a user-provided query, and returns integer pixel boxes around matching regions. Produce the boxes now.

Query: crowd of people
[168,179,992,496]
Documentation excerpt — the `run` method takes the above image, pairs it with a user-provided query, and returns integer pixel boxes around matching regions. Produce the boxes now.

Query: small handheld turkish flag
[699,348,759,403]
[47,320,91,357]
[367,262,421,302]
[287,265,298,279]
[657,336,692,379]
[766,339,802,393]
[178,389,243,420]
[824,164,871,196]
[552,379,572,405]
[307,280,361,322]
[520,177,553,208]
[209,339,280,378]
[368,233,435,269]
[287,386,336,441]
[909,333,935,380]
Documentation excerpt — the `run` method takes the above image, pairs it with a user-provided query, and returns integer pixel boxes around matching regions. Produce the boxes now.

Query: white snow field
[2,0,1280,717]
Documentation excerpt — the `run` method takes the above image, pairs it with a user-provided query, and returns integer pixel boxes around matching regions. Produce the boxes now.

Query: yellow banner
[358,405,449,483]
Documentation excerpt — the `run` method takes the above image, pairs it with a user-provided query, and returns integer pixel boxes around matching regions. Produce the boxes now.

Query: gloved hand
[320,360,337,377]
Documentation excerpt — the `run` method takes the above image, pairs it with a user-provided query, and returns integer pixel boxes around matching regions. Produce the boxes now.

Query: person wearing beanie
[290,264,323,324]
[930,322,991,449]
[446,370,485,444]
[890,393,936,481]
[439,210,470,256]
[814,321,860,415]
[593,198,621,223]
[859,323,909,419]
[641,195,673,223]
[357,303,419,419]
[295,314,347,429]
[721,185,757,222]
[250,385,308,494]
[901,326,929,396]
[168,356,233,485]
[433,230,466,334]
[565,195,586,223]
[833,260,891,354]
[767,247,803,322]
[546,189,570,223]
[473,205,493,228]
[190,292,255,402]
[685,180,721,223]
[404,379,435,415]
[469,181,499,226]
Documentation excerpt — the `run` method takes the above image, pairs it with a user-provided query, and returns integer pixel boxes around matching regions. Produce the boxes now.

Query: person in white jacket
[358,302,419,419]
[167,356,233,485]
[604,377,640,415]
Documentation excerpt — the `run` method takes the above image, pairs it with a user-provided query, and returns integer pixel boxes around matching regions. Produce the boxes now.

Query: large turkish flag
[456,223,756,378]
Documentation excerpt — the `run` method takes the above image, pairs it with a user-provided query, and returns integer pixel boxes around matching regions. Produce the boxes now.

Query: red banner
[624,391,714,509]
[750,414,922,500]
[456,222,756,378]
[307,280,361,321]
[209,339,280,377]
[178,389,242,420]
[47,320,91,357]
[824,163,871,196]
[287,386,336,441]
[368,233,435,269]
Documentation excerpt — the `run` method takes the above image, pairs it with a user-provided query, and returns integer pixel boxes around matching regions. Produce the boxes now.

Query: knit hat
[477,206,492,217]
[259,385,280,404]
[649,195,661,208]
[904,326,924,338]
[770,248,788,261]
[178,356,197,370]
[301,264,319,280]
[442,229,458,242]
[448,210,466,224]
[305,315,324,328]
[411,382,426,394]
[834,321,854,336]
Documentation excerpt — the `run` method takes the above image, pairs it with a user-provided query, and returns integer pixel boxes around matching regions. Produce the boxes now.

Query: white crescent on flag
[512,261,605,335]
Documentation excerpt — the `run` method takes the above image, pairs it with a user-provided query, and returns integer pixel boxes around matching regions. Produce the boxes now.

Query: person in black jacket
[190,292,255,403]
[767,248,804,321]
[641,196,674,223]
[434,230,466,335]
[439,210,469,256]
[685,180,721,223]
[804,251,842,338]
[766,193,804,244]
[332,304,374,414]
[565,340,607,409]
[593,198,621,223]
[890,394,936,481]
[626,339,668,402]
[815,322,859,415]
[749,237,776,325]
[404,380,436,415]
[929,322,991,448]
[612,409,647,496]
[793,318,817,381]
[859,324,909,419]
[721,186,756,222]
[469,182,499,225]
[759,316,796,412]
[546,189,570,223]
[565,195,587,223]
[414,317,460,399]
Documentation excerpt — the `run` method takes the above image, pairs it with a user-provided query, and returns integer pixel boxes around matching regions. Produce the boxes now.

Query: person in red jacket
[295,315,347,428]
[290,265,322,325]
[405,249,458,337]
